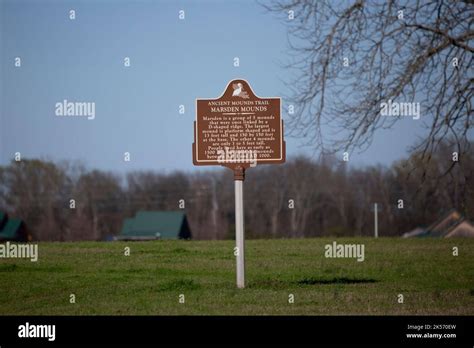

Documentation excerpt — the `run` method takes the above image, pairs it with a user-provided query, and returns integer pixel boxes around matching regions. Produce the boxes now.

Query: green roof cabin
[0,212,29,242]
[117,211,192,241]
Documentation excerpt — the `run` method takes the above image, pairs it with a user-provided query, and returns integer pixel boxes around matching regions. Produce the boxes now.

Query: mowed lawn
[0,238,473,315]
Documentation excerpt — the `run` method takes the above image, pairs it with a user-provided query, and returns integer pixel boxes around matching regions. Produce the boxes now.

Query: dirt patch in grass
[0,264,17,272]
[157,279,200,291]
[297,277,377,285]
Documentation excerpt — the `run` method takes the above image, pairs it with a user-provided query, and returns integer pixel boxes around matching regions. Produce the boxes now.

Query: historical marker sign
[192,79,286,288]
[193,79,285,173]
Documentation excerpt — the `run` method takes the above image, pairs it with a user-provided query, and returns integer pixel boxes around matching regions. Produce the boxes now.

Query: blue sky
[0,0,427,174]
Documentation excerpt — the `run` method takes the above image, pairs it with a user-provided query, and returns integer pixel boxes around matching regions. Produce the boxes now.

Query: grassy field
[0,238,473,315]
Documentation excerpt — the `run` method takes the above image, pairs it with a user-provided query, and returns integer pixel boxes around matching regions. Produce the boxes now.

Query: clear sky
[0,0,428,174]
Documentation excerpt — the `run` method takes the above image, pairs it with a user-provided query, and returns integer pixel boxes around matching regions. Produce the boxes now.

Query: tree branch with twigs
[263,0,473,167]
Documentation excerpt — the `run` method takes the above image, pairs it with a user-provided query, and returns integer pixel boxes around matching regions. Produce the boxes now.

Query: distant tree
[0,144,471,240]
[71,170,123,240]
[187,172,223,240]
[0,159,70,240]
[126,171,190,212]
[392,138,474,227]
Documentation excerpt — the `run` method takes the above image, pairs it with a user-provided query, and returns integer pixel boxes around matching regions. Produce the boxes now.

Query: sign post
[234,167,245,288]
[193,79,285,288]
[374,203,378,238]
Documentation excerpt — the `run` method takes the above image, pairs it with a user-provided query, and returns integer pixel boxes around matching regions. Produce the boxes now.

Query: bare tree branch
[264,0,474,163]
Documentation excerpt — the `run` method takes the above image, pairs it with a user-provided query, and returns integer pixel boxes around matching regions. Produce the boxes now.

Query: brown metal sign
[193,79,286,175]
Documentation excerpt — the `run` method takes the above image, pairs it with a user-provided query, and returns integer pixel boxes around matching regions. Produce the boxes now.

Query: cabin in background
[0,212,30,242]
[403,210,474,238]
[117,211,192,241]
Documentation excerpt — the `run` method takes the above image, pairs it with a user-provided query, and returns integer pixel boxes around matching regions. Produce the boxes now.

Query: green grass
[0,238,473,315]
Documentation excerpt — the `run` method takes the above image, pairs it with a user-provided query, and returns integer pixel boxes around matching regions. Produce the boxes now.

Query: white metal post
[374,203,378,238]
[235,180,245,288]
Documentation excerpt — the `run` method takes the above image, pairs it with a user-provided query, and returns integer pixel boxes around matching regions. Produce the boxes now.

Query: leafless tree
[264,0,473,163]
[71,170,123,240]
[0,159,71,240]
[1,143,472,240]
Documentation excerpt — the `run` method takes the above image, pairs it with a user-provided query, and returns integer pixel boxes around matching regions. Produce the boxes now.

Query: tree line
[0,141,472,241]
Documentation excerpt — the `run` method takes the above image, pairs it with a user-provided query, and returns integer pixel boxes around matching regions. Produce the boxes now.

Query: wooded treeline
[0,141,472,240]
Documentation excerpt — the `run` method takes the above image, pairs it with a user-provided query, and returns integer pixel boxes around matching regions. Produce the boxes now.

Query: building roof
[445,220,474,238]
[402,227,427,238]
[403,209,474,238]
[0,212,7,230]
[426,209,462,237]
[120,211,187,239]
[0,218,23,239]
[121,218,134,234]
